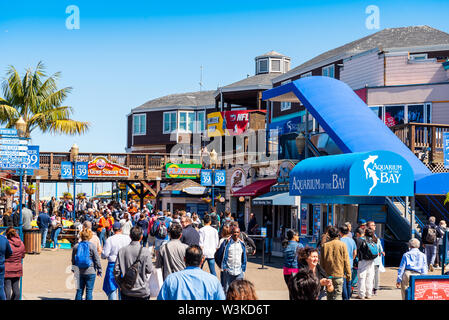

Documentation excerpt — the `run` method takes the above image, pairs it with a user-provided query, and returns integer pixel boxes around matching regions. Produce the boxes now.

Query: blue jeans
[425,244,437,266]
[40,228,48,248]
[222,270,244,293]
[342,277,352,300]
[51,228,61,248]
[141,234,148,248]
[0,266,5,300]
[75,273,96,300]
[202,258,217,277]
[108,290,120,300]
[265,238,273,253]
[98,229,106,247]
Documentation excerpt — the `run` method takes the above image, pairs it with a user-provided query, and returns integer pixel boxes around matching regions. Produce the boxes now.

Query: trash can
[23,229,42,254]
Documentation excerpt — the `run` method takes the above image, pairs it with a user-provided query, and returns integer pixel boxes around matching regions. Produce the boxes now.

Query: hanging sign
[88,157,130,178]
[165,163,202,179]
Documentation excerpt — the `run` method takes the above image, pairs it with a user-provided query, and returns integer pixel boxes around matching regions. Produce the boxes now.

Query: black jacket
[180,224,200,246]
[422,222,441,245]
[3,215,14,227]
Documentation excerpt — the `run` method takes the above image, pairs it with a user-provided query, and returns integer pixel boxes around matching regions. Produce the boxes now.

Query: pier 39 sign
[289,151,414,197]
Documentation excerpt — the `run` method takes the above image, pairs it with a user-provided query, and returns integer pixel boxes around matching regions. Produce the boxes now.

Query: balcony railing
[390,122,449,164]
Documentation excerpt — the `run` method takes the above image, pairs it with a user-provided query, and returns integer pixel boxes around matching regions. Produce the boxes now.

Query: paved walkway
[21,248,442,300]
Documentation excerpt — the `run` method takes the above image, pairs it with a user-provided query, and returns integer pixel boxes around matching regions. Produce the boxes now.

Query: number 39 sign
[61,161,88,179]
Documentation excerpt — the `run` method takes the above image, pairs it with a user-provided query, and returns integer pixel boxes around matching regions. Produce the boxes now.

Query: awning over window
[232,179,277,197]
[289,150,414,197]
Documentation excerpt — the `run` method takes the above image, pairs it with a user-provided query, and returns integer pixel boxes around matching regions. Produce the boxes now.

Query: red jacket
[5,235,25,278]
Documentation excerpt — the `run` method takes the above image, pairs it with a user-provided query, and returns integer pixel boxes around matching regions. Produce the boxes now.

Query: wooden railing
[391,122,449,164]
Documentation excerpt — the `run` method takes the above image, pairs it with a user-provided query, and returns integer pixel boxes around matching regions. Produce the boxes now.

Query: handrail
[385,197,414,239]
[429,195,449,219]
[391,122,449,130]
[426,195,449,222]
[390,196,425,229]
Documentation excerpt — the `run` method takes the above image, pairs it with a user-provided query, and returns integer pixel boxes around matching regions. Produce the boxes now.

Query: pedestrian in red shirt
[4,227,25,300]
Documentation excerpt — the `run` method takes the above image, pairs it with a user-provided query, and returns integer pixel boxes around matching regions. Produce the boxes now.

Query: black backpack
[151,218,167,239]
[210,213,219,229]
[118,246,143,291]
[426,226,437,244]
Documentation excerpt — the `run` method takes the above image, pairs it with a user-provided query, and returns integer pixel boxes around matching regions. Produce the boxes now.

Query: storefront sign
[289,151,414,197]
[165,163,202,179]
[230,168,246,193]
[88,157,130,178]
[444,132,449,169]
[183,186,207,195]
[277,160,296,185]
[300,204,308,236]
[268,116,301,137]
[207,111,263,137]
[409,276,449,300]
[312,205,320,241]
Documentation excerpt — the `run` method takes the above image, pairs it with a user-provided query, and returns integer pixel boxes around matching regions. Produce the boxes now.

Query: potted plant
[3,185,18,195]
[25,184,36,195]
[77,192,86,200]
[63,192,73,200]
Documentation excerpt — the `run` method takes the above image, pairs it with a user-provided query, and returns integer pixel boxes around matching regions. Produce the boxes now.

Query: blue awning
[289,150,414,197]
[415,173,449,195]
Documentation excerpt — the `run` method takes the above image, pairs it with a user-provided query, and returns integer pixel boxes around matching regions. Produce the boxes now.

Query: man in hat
[101,221,131,300]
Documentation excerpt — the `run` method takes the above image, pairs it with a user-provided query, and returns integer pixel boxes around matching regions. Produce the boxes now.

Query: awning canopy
[252,191,296,206]
[232,179,277,197]
[415,173,449,195]
[289,150,414,197]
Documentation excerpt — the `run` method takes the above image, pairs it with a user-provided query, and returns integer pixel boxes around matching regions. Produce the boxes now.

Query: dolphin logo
[367,168,379,195]
[363,155,378,178]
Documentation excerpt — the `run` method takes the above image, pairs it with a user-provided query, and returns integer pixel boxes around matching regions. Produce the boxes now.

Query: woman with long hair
[226,279,258,300]
[50,215,63,251]
[119,212,133,236]
[282,229,303,286]
[4,227,25,300]
[2,208,14,227]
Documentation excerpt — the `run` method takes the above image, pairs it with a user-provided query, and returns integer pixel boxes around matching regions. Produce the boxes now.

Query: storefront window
[408,104,424,123]
[370,106,382,120]
[384,105,405,127]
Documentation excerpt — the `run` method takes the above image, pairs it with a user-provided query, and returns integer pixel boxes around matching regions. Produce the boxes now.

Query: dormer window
[258,59,269,73]
[271,59,281,72]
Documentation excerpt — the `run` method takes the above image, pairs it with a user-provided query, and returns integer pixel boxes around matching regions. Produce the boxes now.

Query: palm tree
[0,61,89,137]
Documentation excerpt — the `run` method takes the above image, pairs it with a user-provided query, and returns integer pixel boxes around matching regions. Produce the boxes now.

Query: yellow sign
[207,112,226,137]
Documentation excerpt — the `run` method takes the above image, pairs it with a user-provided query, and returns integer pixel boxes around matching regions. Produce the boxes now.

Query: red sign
[414,279,449,300]
[88,157,130,178]
[384,112,397,127]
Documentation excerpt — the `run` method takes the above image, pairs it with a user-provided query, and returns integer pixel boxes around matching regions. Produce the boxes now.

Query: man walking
[396,238,428,300]
[320,226,351,300]
[21,204,33,231]
[101,221,131,300]
[219,227,247,293]
[0,233,12,300]
[199,214,219,276]
[157,245,225,300]
[151,211,170,254]
[422,216,440,272]
[37,209,51,248]
[180,216,200,246]
[339,225,356,300]
[114,226,153,300]
[156,223,188,280]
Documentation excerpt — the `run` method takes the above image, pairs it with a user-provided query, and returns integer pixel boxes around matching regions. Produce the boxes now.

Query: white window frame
[409,53,428,61]
[163,111,177,134]
[322,64,335,78]
[132,114,146,136]
[369,103,432,125]
[178,111,195,133]
[196,111,206,133]
[283,60,290,73]
[258,58,269,73]
[271,59,282,72]
[301,72,312,78]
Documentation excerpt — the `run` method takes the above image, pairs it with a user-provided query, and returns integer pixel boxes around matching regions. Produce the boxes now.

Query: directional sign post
[200,169,226,208]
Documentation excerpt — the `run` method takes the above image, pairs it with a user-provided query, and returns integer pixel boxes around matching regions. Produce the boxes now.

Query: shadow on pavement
[37,297,71,300]
[247,254,284,269]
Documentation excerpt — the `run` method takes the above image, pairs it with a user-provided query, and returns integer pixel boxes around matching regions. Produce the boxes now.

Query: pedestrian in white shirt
[199,214,219,276]
[101,222,131,300]
[120,213,133,236]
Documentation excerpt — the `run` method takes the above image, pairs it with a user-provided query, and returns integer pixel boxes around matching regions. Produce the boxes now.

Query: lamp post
[15,117,27,233]
[210,149,218,209]
[70,144,79,220]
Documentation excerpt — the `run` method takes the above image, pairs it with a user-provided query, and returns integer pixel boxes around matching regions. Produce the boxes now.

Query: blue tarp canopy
[415,173,449,195]
[289,150,414,197]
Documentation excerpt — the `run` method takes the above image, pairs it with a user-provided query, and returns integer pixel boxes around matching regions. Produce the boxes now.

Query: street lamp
[15,117,27,237]
[70,144,79,220]
[209,149,219,208]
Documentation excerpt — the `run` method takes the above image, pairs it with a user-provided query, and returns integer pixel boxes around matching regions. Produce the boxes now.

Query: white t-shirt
[199,225,219,259]
[101,233,131,263]
[120,219,133,236]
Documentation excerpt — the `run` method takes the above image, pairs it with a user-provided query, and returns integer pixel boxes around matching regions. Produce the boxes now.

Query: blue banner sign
[21,146,39,169]
[289,150,414,197]
[214,170,226,187]
[0,128,17,136]
[0,145,39,169]
[201,170,212,186]
[61,162,73,179]
[61,161,89,179]
[444,132,449,169]
[268,116,301,137]
[75,162,89,180]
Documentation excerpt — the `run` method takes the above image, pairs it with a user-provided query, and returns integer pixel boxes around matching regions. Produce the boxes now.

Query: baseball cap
[112,222,122,230]
[157,211,163,216]
[359,219,367,225]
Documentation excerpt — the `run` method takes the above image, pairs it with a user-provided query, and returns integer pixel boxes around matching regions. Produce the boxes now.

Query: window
[322,65,335,78]
[281,102,291,111]
[410,53,428,61]
[301,72,312,78]
[258,59,268,73]
[384,105,405,127]
[369,106,383,120]
[179,111,195,132]
[132,114,146,135]
[197,111,206,133]
[163,111,177,133]
[372,104,431,127]
[284,60,290,72]
[271,59,281,72]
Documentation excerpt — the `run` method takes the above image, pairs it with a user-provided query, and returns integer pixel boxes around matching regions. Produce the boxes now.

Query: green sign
[165,163,202,179]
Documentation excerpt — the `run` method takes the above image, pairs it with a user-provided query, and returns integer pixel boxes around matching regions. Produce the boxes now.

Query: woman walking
[50,216,63,251]
[4,227,25,300]
[119,213,133,236]
[282,229,303,286]
[72,229,102,300]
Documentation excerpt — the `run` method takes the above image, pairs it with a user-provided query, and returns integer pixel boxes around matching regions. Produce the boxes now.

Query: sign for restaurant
[165,163,202,179]
[88,157,130,178]
[230,168,246,193]
[409,276,449,300]
[277,160,296,185]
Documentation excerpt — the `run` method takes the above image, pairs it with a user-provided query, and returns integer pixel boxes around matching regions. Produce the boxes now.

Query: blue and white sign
[14,169,34,176]
[214,170,226,187]
[0,128,17,136]
[0,145,39,169]
[22,146,39,169]
[268,116,301,137]
[75,162,89,180]
[0,138,28,145]
[61,162,73,179]
[289,150,414,197]
[444,132,449,169]
[201,169,212,186]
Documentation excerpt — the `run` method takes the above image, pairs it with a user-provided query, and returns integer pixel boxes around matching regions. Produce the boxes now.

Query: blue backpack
[75,241,92,269]
[363,239,379,260]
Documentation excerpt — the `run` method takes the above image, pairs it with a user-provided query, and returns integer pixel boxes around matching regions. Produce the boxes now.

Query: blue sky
[1,0,449,196]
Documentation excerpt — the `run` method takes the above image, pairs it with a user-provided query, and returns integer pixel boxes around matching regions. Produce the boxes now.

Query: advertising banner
[444,132,449,169]
[300,204,308,235]
[409,276,449,300]
[201,169,212,186]
[88,157,130,178]
[207,110,264,137]
[166,163,202,179]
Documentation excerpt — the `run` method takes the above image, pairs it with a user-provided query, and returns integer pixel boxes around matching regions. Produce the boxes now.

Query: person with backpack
[355,228,379,299]
[156,223,188,280]
[151,211,170,254]
[72,229,102,300]
[422,216,440,272]
[210,209,220,231]
[114,226,154,300]
[137,213,149,247]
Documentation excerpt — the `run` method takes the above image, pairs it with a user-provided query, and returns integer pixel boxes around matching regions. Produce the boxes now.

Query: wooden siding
[432,102,449,125]
[127,115,132,149]
[272,102,303,119]
[340,51,384,90]
[385,54,448,86]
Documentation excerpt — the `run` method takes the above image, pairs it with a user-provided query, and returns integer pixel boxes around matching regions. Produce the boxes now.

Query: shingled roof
[274,25,449,83]
[133,90,215,112]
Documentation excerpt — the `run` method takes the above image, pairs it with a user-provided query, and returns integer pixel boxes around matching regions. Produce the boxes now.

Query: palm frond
[38,87,72,111]
[47,119,90,135]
